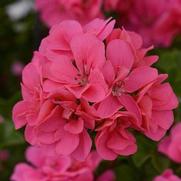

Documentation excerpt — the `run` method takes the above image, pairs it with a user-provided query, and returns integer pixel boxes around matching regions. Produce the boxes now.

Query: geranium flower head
[12,18,178,161]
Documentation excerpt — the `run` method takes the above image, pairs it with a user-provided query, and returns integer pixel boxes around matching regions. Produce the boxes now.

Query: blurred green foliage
[0,0,180,180]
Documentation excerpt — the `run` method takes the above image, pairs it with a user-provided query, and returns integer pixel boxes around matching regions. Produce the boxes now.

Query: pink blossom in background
[0,150,9,161]
[11,61,24,76]
[153,169,181,181]
[158,123,181,163]
[35,0,103,27]
[0,115,4,124]
[105,0,181,47]
[11,146,115,181]
[12,18,178,161]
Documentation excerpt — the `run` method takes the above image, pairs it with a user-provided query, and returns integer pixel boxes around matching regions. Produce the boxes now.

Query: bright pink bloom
[11,146,102,181]
[153,169,181,181]
[137,75,178,141]
[106,28,159,67]
[95,113,137,160]
[13,53,96,160]
[36,0,103,27]
[44,33,107,103]
[39,19,115,61]
[105,0,181,47]
[96,30,159,119]
[12,19,116,161]
[159,123,181,163]
[12,18,178,161]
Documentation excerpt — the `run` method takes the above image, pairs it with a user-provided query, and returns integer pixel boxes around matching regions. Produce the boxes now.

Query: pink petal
[72,129,92,161]
[118,94,142,126]
[12,101,28,129]
[107,131,131,150]
[96,95,122,118]
[25,126,38,145]
[124,66,158,92]
[70,34,106,74]
[84,18,115,40]
[102,60,115,85]
[95,131,117,160]
[55,131,79,155]
[64,118,84,134]
[83,69,108,102]
[26,147,44,167]
[150,83,178,110]
[46,58,77,84]
[22,63,41,89]
[106,39,134,71]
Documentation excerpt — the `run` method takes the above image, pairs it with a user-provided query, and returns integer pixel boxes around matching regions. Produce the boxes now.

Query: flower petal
[106,39,134,71]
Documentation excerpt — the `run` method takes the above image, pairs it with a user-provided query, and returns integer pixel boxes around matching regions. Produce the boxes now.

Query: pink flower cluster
[36,0,181,47]
[105,0,181,47]
[11,146,115,181]
[13,18,178,161]
[159,123,181,163]
[35,0,103,27]
[153,169,181,181]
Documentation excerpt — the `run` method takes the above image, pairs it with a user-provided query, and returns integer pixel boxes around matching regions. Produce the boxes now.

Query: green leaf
[151,152,170,173]
[132,135,156,167]
[0,119,25,149]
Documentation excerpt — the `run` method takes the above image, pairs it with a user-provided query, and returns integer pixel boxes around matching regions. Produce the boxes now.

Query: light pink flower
[36,0,103,27]
[11,146,102,181]
[158,123,181,163]
[96,31,159,120]
[153,169,181,181]
[12,19,116,161]
[106,28,159,67]
[12,18,178,161]
[105,0,181,47]
[39,19,115,61]
[137,75,178,141]
[13,53,96,160]
[95,113,137,160]
[44,33,108,103]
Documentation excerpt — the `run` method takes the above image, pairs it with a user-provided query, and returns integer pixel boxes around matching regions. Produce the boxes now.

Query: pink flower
[12,18,178,161]
[0,115,4,124]
[158,123,181,163]
[0,150,9,161]
[95,113,137,160]
[44,33,108,103]
[11,61,24,76]
[12,19,115,160]
[96,29,159,120]
[11,146,102,181]
[36,0,103,27]
[153,169,181,181]
[137,75,178,141]
[39,19,115,61]
[96,170,116,181]
[104,0,181,47]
